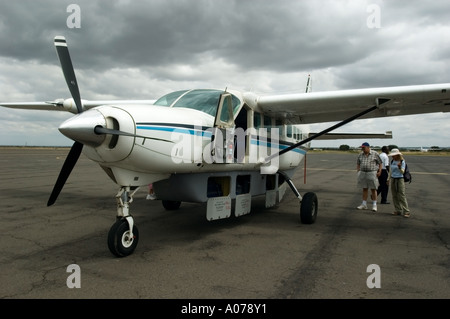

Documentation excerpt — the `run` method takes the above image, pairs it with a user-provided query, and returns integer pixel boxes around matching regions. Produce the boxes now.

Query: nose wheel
[108,186,140,257]
[108,217,139,257]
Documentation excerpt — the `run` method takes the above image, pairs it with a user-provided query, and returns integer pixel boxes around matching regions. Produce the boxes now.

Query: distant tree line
[336,144,449,152]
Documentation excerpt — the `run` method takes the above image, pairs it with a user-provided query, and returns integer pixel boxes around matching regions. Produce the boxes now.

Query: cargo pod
[206,176,231,221]
[235,175,251,217]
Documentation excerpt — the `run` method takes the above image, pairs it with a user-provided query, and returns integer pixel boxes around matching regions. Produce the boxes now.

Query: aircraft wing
[0,102,65,111]
[0,99,156,114]
[256,83,450,124]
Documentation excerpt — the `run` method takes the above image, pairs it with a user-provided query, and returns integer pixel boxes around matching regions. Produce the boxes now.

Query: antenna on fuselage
[305,74,312,93]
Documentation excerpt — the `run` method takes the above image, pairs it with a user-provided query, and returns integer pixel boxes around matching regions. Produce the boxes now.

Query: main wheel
[300,192,318,224]
[162,200,181,210]
[107,218,139,257]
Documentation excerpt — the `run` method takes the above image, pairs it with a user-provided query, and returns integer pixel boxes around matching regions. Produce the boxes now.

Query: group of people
[356,142,410,218]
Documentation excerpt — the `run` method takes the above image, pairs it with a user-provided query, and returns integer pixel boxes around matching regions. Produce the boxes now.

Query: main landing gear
[278,171,318,224]
[108,186,140,257]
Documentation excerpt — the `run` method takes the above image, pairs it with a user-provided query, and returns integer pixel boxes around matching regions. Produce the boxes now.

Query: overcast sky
[1,0,450,148]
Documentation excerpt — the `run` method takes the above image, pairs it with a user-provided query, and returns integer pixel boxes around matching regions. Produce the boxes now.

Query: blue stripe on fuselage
[136,123,306,154]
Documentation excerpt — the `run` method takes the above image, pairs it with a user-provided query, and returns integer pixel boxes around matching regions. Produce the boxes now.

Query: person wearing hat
[387,148,411,218]
[356,142,383,212]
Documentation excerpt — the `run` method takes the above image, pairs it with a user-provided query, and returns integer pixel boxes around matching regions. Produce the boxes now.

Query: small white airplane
[2,36,450,257]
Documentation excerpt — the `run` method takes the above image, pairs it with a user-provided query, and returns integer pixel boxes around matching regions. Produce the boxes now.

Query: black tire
[107,218,139,257]
[300,192,318,224]
[162,200,181,210]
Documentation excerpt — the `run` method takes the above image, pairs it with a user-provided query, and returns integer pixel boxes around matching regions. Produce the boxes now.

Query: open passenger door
[211,93,235,163]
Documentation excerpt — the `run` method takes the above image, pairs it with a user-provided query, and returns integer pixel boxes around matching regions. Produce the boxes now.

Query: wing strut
[265,105,378,163]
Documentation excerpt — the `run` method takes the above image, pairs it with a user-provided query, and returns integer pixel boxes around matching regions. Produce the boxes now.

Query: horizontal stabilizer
[308,131,392,140]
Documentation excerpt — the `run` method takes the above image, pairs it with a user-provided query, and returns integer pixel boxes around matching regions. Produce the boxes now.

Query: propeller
[47,36,84,206]
[48,36,153,206]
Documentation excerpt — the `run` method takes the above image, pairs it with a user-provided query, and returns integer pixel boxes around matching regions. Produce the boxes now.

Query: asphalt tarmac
[1,148,449,301]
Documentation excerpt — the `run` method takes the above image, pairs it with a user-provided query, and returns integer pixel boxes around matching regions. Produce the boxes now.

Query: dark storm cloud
[0,0,68,62]
[93,0,381,72]
[0,0,383,73]
[1,0,449,90]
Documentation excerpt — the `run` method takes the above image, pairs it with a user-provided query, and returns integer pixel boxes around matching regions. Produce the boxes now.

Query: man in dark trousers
[377,146,390,204]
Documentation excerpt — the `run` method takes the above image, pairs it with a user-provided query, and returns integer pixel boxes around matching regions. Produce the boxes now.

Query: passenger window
[254,112,261,129]
[273,120,283,137]
[287,125,293,138]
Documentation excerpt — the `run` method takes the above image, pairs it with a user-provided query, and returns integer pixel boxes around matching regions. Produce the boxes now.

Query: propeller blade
[47,141,83,206]
[54,36,83,114]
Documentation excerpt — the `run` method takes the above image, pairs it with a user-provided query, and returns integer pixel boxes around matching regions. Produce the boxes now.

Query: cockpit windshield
[154,90,188,107]
[154,89,241,117]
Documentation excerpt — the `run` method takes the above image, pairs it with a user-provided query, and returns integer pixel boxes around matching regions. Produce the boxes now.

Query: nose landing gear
[107,186,140,257]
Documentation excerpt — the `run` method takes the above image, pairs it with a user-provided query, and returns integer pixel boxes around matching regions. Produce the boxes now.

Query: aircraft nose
[59,109,106,146]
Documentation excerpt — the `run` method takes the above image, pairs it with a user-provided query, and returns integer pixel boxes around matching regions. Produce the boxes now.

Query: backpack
[403,162,412,183]
[391,159,412,183]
